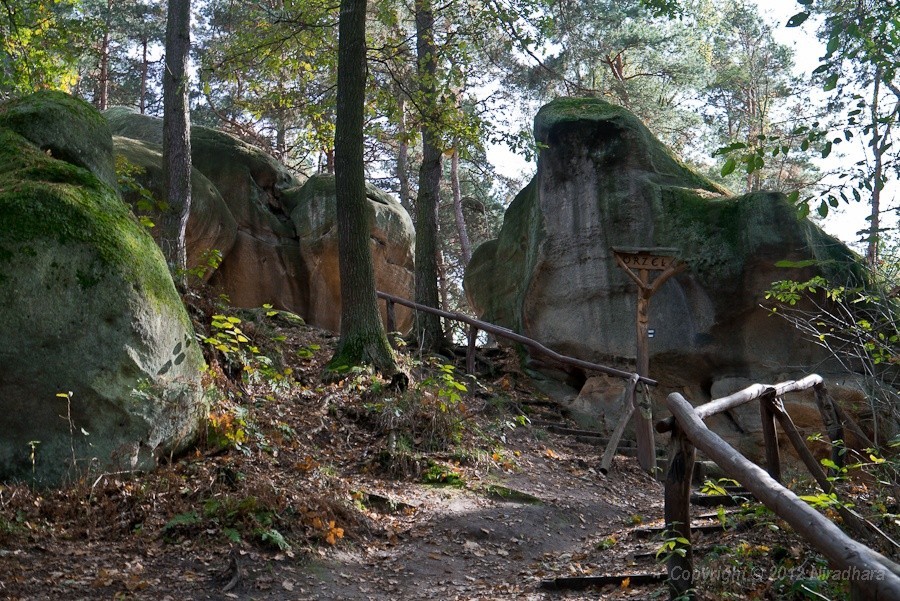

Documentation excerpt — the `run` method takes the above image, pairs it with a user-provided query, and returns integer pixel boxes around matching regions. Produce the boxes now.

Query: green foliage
[703,2,819,197]
[256,527,291,552]
[163,495,294,550]
[202,310,295,388]
[162,510,201,533]
[0,0,84,98]
[195,0,338,170]
[114,155,165,229]
[421,462,465,486]
[655,526,690,560]
[523,0,711,153]
[596,535,618,550]
[700,477,740,496]
[766,273,898,367]
[372,360,470,453]
[185,248,223,282]
[797,491,841,510]
[72,0,166,110]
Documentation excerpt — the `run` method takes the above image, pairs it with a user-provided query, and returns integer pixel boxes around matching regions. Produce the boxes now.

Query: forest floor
[0,300,865,600]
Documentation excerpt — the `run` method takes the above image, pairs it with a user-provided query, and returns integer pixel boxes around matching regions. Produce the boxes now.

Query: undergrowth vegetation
[0,287,532,562]
[1,281,898,599]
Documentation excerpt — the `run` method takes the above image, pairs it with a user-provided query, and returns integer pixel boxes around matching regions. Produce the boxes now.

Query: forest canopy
[1,0,898,273]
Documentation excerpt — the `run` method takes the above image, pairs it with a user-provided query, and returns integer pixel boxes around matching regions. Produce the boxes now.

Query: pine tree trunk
[329,0,396,373]
[397,94,412,214]
[413,0,446,352]
[98,35,110,110]
[140,39,148,114]
[868,70,883,266]
[451,148,472,265]
[162,0,192,286]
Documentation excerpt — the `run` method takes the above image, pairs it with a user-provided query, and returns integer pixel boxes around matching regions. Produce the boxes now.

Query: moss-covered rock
[106,108,417,334]
[0,97,205,487]
[106,107,308,313]
[464,97,870,462]
[0,91,117,190]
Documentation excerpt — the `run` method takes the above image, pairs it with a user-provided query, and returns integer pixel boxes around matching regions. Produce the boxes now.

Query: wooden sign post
[612,247,685,474]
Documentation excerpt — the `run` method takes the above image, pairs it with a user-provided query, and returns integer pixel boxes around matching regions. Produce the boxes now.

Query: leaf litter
[0,295,850,600]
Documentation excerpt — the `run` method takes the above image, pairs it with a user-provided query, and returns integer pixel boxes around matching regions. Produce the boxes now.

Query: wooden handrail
[655,375,823,433]
[377,291,656,386]
[664,391,900,599]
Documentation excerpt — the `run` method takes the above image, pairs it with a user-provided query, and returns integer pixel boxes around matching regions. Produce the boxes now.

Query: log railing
[658,376,900,600]
[377,291,659,472]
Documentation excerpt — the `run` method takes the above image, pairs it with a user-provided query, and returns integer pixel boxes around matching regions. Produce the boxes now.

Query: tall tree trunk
[868,69,883,266]
[451,148,472,265]
[140,38,149,114]
[328,0,396,374]
[397,93,412,214]
[413,0,446,352]
[162,0,192,286]
[98,29,110,109]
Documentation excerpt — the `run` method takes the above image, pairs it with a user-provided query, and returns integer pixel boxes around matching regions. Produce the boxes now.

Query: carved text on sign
[617,253,674,271]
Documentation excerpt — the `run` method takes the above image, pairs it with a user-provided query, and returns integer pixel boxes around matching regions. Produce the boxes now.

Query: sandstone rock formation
[465,97,873,461]
[106,109,414,331]
[291,175,415,332]
[0,92,205,486]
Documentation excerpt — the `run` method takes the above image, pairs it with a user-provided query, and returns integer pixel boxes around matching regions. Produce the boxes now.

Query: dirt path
[290,430,664,601]
[1,428,667,601]
[191,427,666,601]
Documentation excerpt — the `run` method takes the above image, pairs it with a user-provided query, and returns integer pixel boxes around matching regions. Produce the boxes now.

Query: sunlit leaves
[0,0,83,98]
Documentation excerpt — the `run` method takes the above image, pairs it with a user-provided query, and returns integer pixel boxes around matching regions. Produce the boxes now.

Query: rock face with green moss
[0,92,205,486]
[106,109,414,331]
[465,98,866,460]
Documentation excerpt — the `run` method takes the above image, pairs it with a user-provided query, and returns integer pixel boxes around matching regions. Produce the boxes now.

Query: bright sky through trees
[487,0,897,252]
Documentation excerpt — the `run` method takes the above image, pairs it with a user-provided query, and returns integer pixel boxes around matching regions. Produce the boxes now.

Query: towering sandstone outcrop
[465,98,878,460]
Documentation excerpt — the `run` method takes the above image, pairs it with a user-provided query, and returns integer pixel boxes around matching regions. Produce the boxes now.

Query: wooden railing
[377,291,659,471]
[658,375,900,600]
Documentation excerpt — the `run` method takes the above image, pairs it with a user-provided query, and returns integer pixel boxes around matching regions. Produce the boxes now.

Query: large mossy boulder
[105,107,306,313]
[0,91,118,190]
[106,108,415,332]
[0,93,205,487]
[465,97,870,460]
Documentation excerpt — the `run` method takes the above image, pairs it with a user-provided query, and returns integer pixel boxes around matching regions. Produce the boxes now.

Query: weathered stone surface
[0,96,205,486]
[465,97,874,462]
[113,135,238,279]
[290,174,415,331]
[106,109,415,332]
[0,91,118,190]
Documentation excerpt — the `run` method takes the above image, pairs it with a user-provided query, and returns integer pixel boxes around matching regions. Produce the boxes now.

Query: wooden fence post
[760,394,782,483]
[813,383,845,471]
[770,398,872,544]
[664,424,695,600]
[666,392,900,599]
[600,374,640,474]
[386,299,396,335]
[466,325,478,375]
